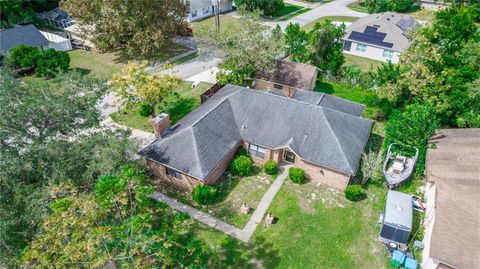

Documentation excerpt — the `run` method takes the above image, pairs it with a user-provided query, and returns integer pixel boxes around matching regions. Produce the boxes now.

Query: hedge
[263,160,278,175]
[344,184,364,201]
[230,155,252,176]
[288,167,305,184]
[192,185,218,205]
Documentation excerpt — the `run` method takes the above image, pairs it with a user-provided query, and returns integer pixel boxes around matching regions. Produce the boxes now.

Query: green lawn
[272,4,303,19]
[68,50,125,78]
[278,7,312,21]
[347,1,369,13]
[344,53,384,72]
[158,166,274,228]
[191,15,240,30]
[110,81,214,132]
[302,16,359,31]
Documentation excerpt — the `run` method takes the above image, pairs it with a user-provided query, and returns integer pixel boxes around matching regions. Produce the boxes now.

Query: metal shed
[379,190,413,245]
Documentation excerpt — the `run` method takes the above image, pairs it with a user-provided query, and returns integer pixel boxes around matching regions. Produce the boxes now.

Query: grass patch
[344,53,384,72]
[159,166,274,228]
[404,9,436,21]
[110,81,213,132]
[271,3,303,18]
[172,52,198,65]
[279,7,312,21]
[191,14,239,30]
[302,16,359,31]
[347,1,369,13]
[68,50,125,78]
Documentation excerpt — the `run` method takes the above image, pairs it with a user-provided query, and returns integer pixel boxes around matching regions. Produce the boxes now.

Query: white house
[188,0,233,22]
[342,12,419,64]
[40,31,72,51]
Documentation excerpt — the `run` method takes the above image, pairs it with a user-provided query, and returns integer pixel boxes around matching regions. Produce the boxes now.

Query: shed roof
[344,12,419,52]
[139,85,372,180]
[426,128,480,269]
[0,25,49,56]
[384,190,413,230]
[256,60,318,90]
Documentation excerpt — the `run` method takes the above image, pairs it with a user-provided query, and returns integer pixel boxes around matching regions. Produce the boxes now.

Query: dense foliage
[21,166,208,268]
[35,48,70,78]
[4,45,40,69]
[344,184,364,201]
[363,0,418,13]
[284,20,345,76]
[192,185,219,205]
[230,155,253,176]
[288,167,305,184]
[111,61,181,117]
[234,0,285,17]
[60,0,189,57]
[263,160,279,175]
[195,9,284,85]
[0,0,58,26]
[0,69,139,267]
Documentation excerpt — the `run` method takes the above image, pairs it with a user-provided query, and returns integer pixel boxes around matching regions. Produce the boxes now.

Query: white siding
[188,6,213,22]
[40,31,72,51]
[344,41,401,64]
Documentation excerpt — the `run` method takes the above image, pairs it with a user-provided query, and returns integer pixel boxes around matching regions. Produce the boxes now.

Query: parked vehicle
[383,143,419,189]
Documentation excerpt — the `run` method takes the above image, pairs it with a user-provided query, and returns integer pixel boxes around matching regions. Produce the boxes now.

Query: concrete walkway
[151,166,290,242]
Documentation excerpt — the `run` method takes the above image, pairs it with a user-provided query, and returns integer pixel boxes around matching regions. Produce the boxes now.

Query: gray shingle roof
[0,25,49,56]
[139,85,372,180]
[344,12,419,52]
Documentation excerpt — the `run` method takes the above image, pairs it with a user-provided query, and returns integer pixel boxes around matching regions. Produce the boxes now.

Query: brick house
[139,85,372,191]
[254,60,318,98]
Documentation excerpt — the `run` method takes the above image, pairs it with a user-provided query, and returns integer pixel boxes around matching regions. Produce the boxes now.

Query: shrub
[4,45,40,69]
[192,185,218,205]
[344,184,364,201]
[35,49,70,78]
[230,155,252,176]
[138,102,154,117]
[288,167,305,184]
[263,160,278,175]
[235,146,248,157]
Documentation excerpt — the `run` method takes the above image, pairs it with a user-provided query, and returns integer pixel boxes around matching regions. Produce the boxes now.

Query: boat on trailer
[383,143,419,189]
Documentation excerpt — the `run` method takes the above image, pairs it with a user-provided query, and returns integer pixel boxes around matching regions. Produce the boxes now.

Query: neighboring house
[422,128,480,269]
[38,7,74,30]
[254,60,318,97]
[40,31,73,51]
[0,25,49,56]
[139,85,372,191]
[342,12,419,64]
[188,0,233,22]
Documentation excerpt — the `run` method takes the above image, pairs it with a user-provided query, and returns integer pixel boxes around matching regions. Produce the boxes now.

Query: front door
[283,150,295,163]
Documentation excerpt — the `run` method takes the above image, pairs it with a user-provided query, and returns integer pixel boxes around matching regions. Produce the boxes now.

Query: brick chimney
[151,113,170,138]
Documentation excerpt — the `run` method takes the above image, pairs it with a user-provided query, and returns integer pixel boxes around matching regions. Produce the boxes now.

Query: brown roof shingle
[256,60,318,91]
[426,128,480,269]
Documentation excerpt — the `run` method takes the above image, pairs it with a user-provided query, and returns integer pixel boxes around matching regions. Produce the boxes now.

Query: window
[203,7,210,14]
[382,49,394,60]
[166,167,182,179]
[356,43,367,53]
[249,143,266,159]
[343,41,352,51]
[273,83,283,89]
[191,10,197,18]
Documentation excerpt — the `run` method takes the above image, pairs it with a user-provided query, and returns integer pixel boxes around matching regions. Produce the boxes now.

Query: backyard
[343,53,383,72]
[110,81,214,132]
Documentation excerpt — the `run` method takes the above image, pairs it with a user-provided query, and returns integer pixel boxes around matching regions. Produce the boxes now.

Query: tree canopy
[195,9,284,85]
[233,0,285,17]
[0,0,58,27]
[363,0,418,13]
[60,0,189,57]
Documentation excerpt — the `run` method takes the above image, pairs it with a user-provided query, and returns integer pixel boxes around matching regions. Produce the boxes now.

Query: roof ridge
[323,110,354,173]
[188,127,206,179]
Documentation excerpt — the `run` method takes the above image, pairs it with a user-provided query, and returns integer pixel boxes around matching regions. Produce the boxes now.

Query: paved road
[151,165,290,242]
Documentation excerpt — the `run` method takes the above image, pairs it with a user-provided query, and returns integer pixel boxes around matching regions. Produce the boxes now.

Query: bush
[263,160,278,175]
[4,45,40,69]
[138,102,154,117]
[35,49,70,78]
[235,146,248,157]
[230,155,252,176]
[288,167,305,184]
[344,184,364,201]
[192,185,218,205]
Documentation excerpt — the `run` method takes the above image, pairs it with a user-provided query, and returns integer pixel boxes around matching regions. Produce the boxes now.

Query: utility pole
[215,0,220,33]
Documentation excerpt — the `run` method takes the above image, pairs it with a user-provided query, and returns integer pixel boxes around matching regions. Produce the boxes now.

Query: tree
[111,61,181,117]
[384,102,439,174]
[309,21,346,76]
[4,45,40,69]
[233,0,285,17]
[35,48,70,78]
[0,69,137,267]
[377,6,480,126]
[284,23,309,63]
[360,151,382,185]
[60,0,189,58]
[21,166,208,268]
[364,0,417,13]
[195,9,284,85]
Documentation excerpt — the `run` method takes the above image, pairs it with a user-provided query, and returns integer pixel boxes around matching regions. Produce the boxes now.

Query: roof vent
[373,24,380,28]
[242,125,246,130]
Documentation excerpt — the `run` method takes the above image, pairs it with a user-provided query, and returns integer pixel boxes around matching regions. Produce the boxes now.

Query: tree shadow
[314,81,334,94]
[162,97,198,125]
[71,67,91,75]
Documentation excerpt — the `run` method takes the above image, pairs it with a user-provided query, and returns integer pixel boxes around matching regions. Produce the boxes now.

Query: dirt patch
[285,180,349,213]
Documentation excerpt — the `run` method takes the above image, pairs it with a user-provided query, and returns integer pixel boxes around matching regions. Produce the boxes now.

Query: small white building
[40,31,72,51]
[188,0,232,22]
[342,12,419,64]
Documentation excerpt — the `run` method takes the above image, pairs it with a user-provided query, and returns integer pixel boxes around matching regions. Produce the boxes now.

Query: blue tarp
[405,257,418,269]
